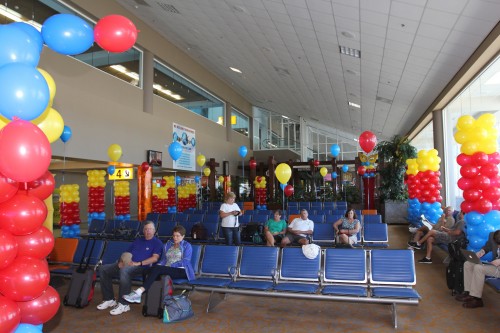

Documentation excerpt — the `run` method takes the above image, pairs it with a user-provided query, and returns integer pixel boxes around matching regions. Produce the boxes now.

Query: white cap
[302,244,320,259]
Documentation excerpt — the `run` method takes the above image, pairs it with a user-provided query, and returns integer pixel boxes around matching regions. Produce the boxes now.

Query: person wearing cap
[281,209,314,247]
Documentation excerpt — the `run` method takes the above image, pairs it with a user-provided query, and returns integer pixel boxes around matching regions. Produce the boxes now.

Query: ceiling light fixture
[230,67,242,73]
[348,101,361,108]
[339,46,361,58]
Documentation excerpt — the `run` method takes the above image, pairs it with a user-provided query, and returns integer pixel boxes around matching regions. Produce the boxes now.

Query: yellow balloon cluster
[406,158,418,175]
[454,114,498,155]
[254,176,267,188]
[319,167,328,177]
[87,170,107,188]
[114,181,130,197]
[416,149,441,172]
[60,184,80,203]
[164,175,177,188]
[152,182,168,199]
[178,183,197,199]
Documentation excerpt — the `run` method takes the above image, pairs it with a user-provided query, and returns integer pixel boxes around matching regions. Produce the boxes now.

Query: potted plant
[375,135,417,224]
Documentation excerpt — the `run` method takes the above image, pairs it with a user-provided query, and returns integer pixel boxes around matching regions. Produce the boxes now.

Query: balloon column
[164,176,177,213]
[177,183,197,212]
[59,184,81,238]
[87,170,106,223]
[357,131,377,209]
[152,177,168,214]
[454,114,500,254]
[254,176,267,210]
[114,181,130,220]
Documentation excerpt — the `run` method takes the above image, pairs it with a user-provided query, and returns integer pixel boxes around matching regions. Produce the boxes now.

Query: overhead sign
[109,168,134,180]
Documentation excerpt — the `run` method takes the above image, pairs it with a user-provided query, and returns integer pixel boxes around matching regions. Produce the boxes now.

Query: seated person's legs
[281,234,292,247]
[264,230,275,246]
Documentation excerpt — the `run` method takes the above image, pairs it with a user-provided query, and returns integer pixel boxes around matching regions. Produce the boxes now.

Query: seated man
[455,230,500,308]
[96,221,163,315]
[412,211,465,264]
[408,206,455,252]
[280,209,314,247]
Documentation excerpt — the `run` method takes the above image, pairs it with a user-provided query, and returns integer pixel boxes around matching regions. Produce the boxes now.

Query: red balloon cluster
[88,186,105,213]
[60,201,80,226]
[0,121,59,330]
[177,194,196,212]
[406,170,443,203]
[114,196,130,216]
[457,152,500,213]
[255,187,267,205]
[94,15,138,53]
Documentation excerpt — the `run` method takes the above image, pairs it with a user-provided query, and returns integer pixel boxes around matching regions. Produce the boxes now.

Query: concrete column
[433,109,447,205]
[142,50,154,115]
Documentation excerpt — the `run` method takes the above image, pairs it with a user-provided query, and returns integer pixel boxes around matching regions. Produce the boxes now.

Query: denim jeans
[222,226,241,245]
[99,263,144,304]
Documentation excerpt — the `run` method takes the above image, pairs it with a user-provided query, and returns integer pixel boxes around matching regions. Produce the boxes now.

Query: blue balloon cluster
[407,198,443,225]
[61,224,81,238]
[14,323,43,333]
[168,206,177,213]
[88,212,106,220]
[256,204,267,210]
[115,214,131,220]
[465,210,500,255]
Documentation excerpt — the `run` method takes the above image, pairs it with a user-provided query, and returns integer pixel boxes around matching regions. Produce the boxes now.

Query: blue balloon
[280,183,286,190]
[484,210,500,229]
[10,22,44,53]
[466,211,483,226]
[342,165,349,172]
[14,323,43,333]
[238,145,248,158]
[331,172,338,179]
[98,212,106,219]
[330,144,340,157]
[0,24,41,68]
[0,63,49,120]
[60,125,72,143]
[176,176,181,185]
[107,165,116,175]
[168,141,182,161]
[41,14,94,55]
[194,176,200,183]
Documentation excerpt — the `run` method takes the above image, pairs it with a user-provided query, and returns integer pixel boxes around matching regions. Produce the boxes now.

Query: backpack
[191,223,208,240]
[163,292,194,323]
[252,232,263,244]
[241,223,263,242]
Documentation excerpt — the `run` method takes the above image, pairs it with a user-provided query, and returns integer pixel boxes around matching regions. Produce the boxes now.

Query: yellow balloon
[218,176,224,183]
[32,108,64,143]
[0,114,8,130]
[457,115,475,131]
[476,113,496,129]
[197,154,206,167]
[454,130,467,144]
[275,163,292,184]
[37,68,56,108]
[203,167,211,177]
[108,144,122,162]
[320,167,328,177]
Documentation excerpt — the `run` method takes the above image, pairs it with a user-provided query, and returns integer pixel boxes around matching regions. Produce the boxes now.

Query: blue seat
[99,240,131,266]
[370,249,420,299]
[174,213,189,223]
[486,277,500,292]
[323,202,335,209]
[145,212,160,223]
[298,202,311,210]
[312,224,335,245]
[287,208,300,215]
[157,220,178,240]
[287,202,299,209]
[238,214,252,224]
[314,209,330,215]
[363,214,382,224]
[50,239,105,275]
[308,214,325,223]
[336,202,348,210]
[310,202,323,210]
[87,219,106,237]
[252,215,268,224]
[362,223,388,246]
[273,247,320,293]
[173,244,203,285]
[122,220,140,233]
[228,246,279,290]
[203,213,220,224]
[188,213,205,223]
[158,213,175,222]
[103,219,121,238]
[325,214,342,224]
[189,245,239,287]
[322,248,368,297]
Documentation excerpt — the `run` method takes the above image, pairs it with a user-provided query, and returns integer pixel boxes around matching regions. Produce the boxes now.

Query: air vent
[273,66,290,76]
[376,96,393,104]
[155,2,180,13]
[133,0,151,7]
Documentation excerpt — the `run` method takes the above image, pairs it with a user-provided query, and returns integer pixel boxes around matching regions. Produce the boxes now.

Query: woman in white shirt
[219,192,242,245]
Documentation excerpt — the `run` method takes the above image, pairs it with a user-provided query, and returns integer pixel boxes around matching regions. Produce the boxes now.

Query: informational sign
[109,168,134,180]
[172,123,196,171]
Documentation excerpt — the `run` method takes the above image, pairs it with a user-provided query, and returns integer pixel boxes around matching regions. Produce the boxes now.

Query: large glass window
[411,121,434,152]
[252,107,300,153]
[443,55,500,208]
[1,0,143,88]
[231,107,249,136]
[154,59,224,124]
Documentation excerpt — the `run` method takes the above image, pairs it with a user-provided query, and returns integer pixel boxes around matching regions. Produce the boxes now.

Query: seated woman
[333,209,361,245]
[123,225,194,304]
[264,210,287,246]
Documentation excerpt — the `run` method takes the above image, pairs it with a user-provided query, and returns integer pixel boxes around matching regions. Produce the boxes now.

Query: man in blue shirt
[97,220,163,315]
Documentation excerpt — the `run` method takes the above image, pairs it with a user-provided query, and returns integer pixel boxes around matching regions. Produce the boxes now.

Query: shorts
[433,231,451,244]
[284,233,307,243]
[272,234,284,243]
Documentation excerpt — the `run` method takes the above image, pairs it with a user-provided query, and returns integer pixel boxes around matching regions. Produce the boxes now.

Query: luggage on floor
[241,223,263,243]
[446,258,464,296]
[163,291,194,323]
[63,239,98,308]
[142,275,173,318]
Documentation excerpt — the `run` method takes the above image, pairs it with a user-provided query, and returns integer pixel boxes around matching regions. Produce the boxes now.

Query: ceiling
[116,0,500,141]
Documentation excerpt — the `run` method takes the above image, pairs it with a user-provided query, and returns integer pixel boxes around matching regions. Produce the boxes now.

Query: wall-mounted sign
[109,168,134,180]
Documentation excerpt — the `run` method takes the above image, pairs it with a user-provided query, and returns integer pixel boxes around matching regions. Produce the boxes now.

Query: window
[153,59,224,124]
[231,107,249,136]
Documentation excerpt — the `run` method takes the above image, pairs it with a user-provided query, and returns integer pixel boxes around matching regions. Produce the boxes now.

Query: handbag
[163,291,194,323]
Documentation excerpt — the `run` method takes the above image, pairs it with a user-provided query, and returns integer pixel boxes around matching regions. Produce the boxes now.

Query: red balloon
[474,175,491,190]
[0,295,20,333]
[484,187,500,202]
[0,119,51,182]
[161,179,167,187]
[0,192,47,235]
[0,229,18,270]
[460,165,478,179]
[463,189,481,202]
[480,163,498,178]
[94,15,138,53]
[358,131,377,153]
[22,170,55,200]
[357,166,366,175]
[249,160,257,169]
[488,152,500,164]
[15,226,54,259]
[0,257,49,301]
[471,152,488,166]
[313,160,320,167]
[456,153,471,166]
[284,185,294,197]
[141,161,149,172]
[0,172,18,204]
[17,285,60,325]
[474,198,492,214]
[457,177,472,190]
[460,200,474,213]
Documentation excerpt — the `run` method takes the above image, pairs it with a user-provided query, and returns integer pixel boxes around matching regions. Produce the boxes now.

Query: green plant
[336,184,361,204]
[375,135,417,201]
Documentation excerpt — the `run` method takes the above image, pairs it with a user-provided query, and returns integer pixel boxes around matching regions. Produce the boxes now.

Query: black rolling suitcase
[63,238,98,308]
[446,239,467,296]
[142,275,173,318]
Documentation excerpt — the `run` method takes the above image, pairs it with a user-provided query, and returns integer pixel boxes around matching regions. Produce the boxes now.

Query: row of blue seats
[180,245,419,328]
[201,201,349,211]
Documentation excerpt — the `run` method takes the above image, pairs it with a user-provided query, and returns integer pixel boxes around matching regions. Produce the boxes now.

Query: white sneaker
[123,291,141,304]
[110,302,130,315]
[409,227,418,233]
[97,299,117,310]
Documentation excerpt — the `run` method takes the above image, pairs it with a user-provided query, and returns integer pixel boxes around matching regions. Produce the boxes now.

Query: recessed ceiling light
[339,46,361,58]
[346,69,359,75]
[341,31,355,39]
[230,67,242,73]
[348,101,361,108]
